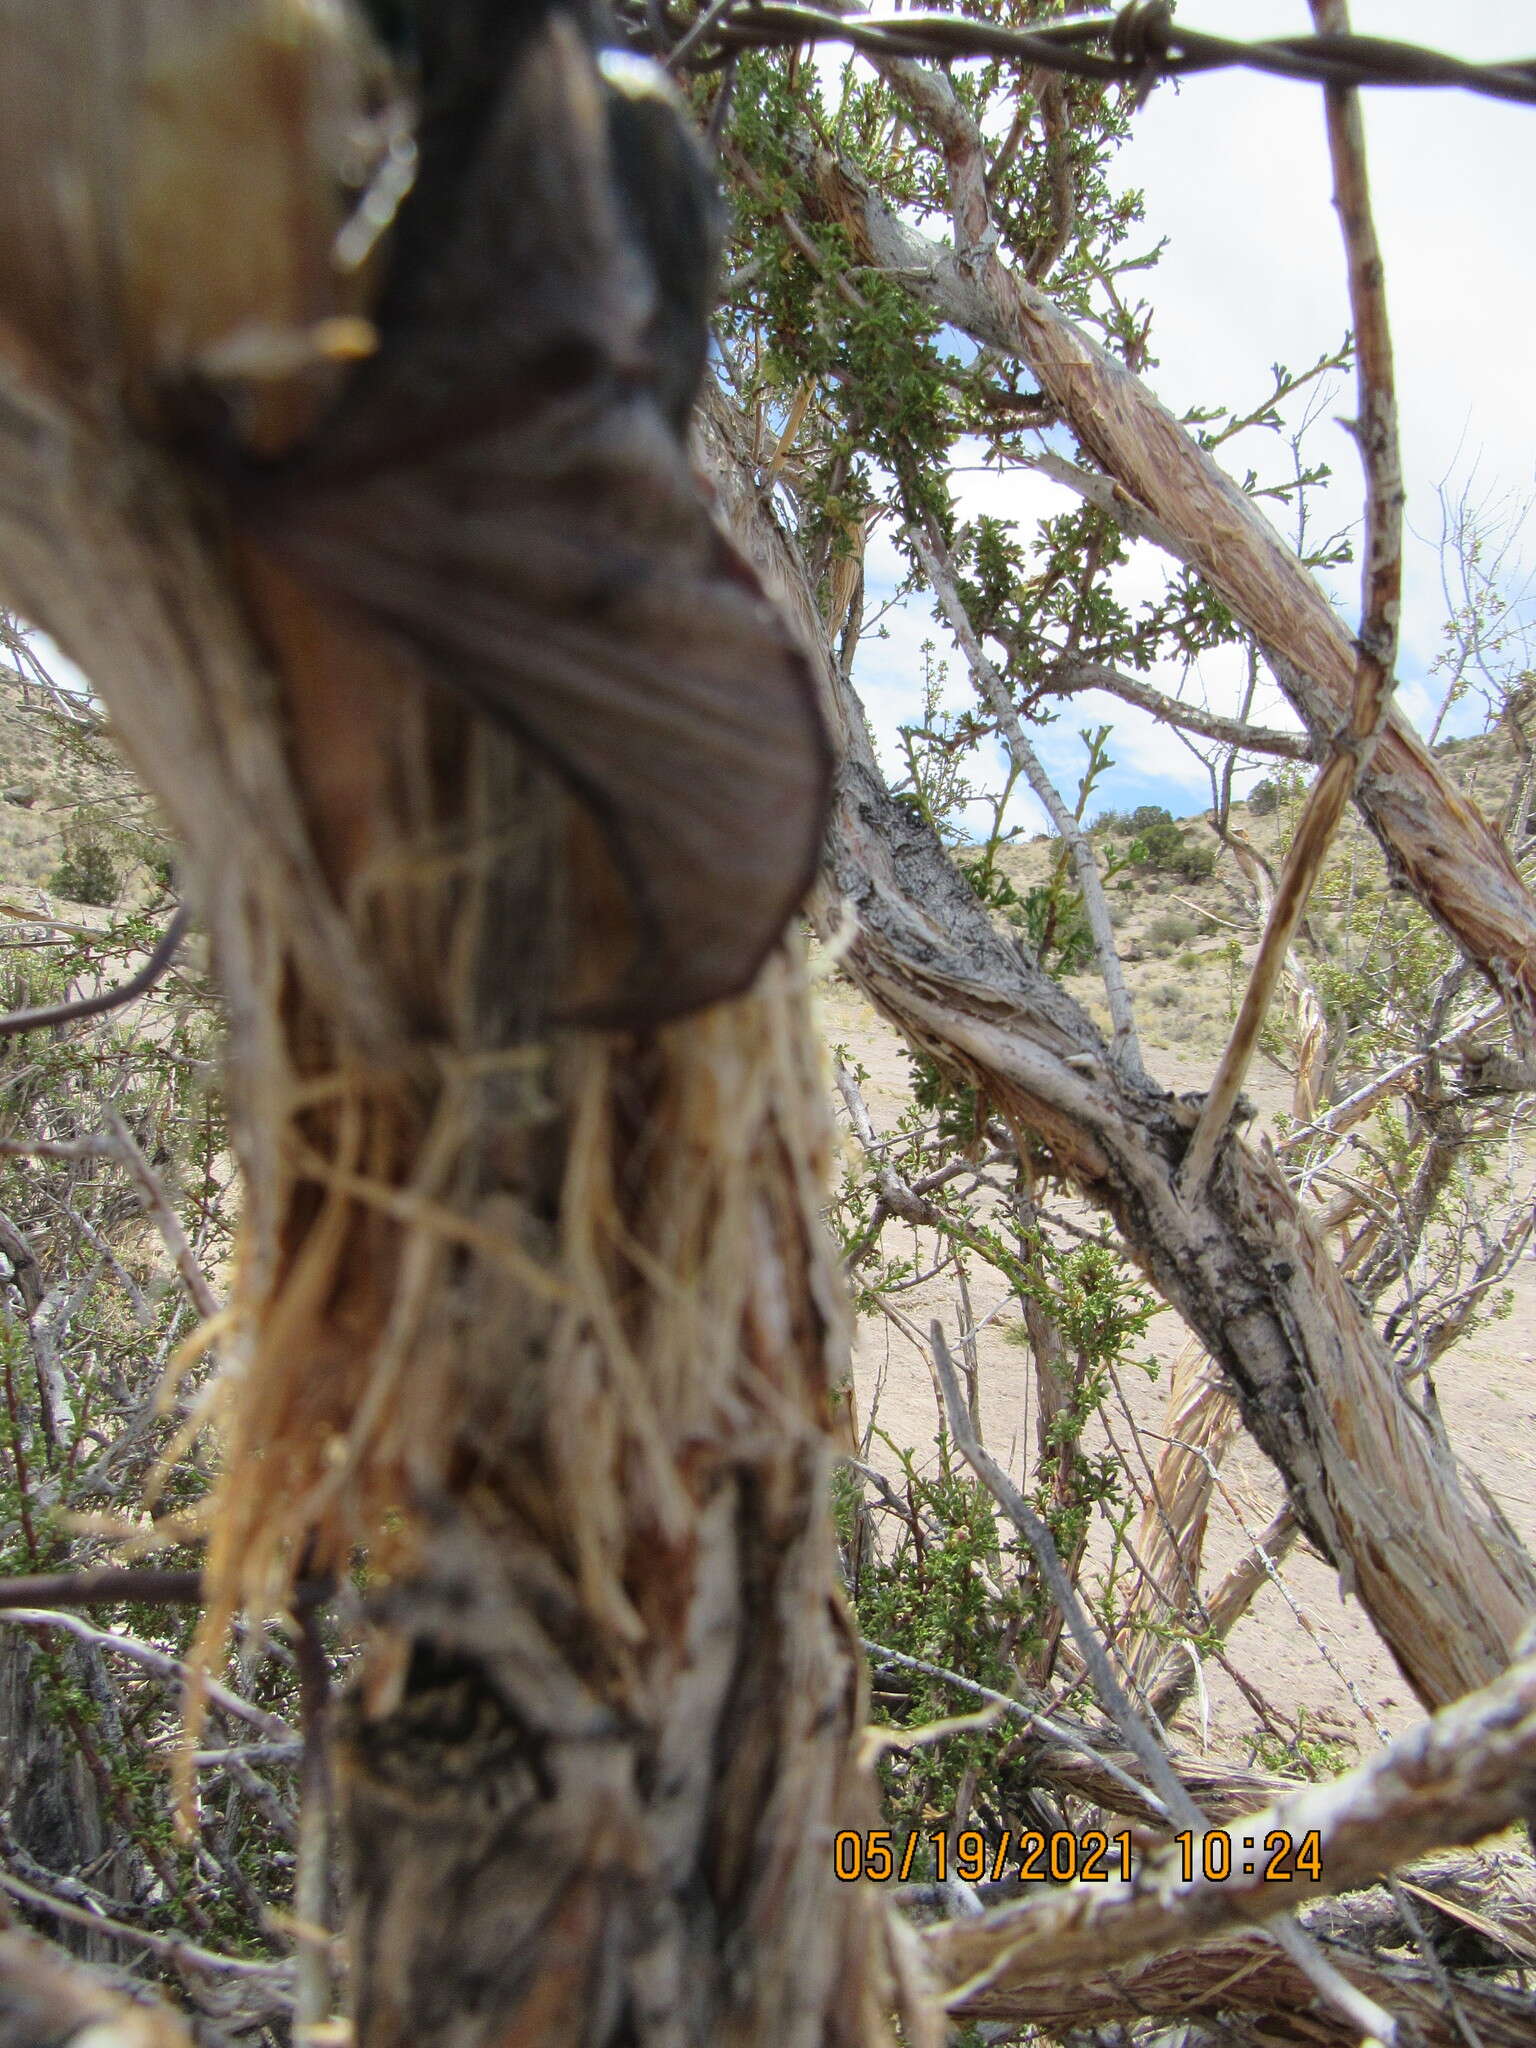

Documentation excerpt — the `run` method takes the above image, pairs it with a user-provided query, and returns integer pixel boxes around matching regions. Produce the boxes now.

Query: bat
[211,0,832,1027]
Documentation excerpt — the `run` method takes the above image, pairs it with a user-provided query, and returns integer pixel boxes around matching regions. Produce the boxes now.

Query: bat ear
[597,47,723,430]
[306,9,661,467]
[438,11,651,355]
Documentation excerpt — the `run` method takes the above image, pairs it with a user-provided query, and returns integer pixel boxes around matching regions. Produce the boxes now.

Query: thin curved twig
[0,902,190,1037]
[643,2,1536,108]
[1181,0,1403,1193]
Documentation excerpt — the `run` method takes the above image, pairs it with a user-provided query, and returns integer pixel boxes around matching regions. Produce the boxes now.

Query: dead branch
[1165,1507,1302,1722]
[1044,657,1314,760]
[704,376,1536,1716]
[0,1567,205,1607]
[800,123,1536,1033]
[945,1920,1536,2044]
[926,1647,1536,2009]
[0,904,190,1037]
[1281,999,1503,1150]
[913,518,1145,1079]
[860,1639,1173,1820]
[0,1609,296,1742]
[1220,826,1331,1123]
[1182,0,1404,1190]
[105,1112,220,1322]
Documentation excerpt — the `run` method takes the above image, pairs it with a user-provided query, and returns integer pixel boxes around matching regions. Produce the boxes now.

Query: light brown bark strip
[806,139,1536,1035]
[1118,1342,1240,1700]
[1183,0,1403,1189]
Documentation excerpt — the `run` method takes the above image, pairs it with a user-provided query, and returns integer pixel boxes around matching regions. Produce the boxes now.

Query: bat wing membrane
[253,395,831,1024]
[232,7,831,1025]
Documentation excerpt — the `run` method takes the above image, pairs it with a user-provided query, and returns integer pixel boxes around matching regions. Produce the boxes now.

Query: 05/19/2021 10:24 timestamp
[833,1827,1325,1885]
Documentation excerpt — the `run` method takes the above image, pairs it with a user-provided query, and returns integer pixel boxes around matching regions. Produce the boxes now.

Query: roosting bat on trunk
[201,0,833,1027]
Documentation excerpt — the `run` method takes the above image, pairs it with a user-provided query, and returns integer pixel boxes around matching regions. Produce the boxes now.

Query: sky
[850,0,1536,833]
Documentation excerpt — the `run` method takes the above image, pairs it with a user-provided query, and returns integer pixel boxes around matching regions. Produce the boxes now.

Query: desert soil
[819,958,1536,1772]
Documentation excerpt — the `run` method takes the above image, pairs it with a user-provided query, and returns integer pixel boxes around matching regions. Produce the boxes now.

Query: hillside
[1003,726,1529,1064]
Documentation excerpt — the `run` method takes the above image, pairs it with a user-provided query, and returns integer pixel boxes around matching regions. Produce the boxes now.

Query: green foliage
[1029,1232,1158,1384]
[902,1042,987,1157]
[1134,817,1184,868]
[956,848,1021,919]
[1130,805,1173,833]
[891,644,980,840]
[0,718,257,1952]
[1147,910,1200,953]
[855,1438,1025,1681]
[846,1441,1029,1863]
[1249,765,1308,826]
[1021,880,1093,976]
[49,825,120,907]
[840,1226,1160,1858]
[1130,816,1217,881]
[1308,892,1456,1079]
[1250,1714,1356,1783]
[725,54,958,527]
[1221,936,1246,1020]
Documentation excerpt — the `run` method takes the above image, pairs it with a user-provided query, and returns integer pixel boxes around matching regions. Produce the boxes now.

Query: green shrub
[1136,816,1186,869]
[1022,882,1094,977]
[1147,910,1199,952]
[1132,815,1217,882]
[1130,805,1173,832]
[1248,778,1280,816]
[49,829,120,908]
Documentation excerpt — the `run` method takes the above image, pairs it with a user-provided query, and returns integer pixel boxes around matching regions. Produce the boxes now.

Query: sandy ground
[818,967,1536,1771]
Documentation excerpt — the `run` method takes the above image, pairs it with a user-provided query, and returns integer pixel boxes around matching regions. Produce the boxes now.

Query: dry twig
[0,903,190,1037]
[1183,0,1404,1190]
[927,1646,1536,2019]
[913,520,1145,1081]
